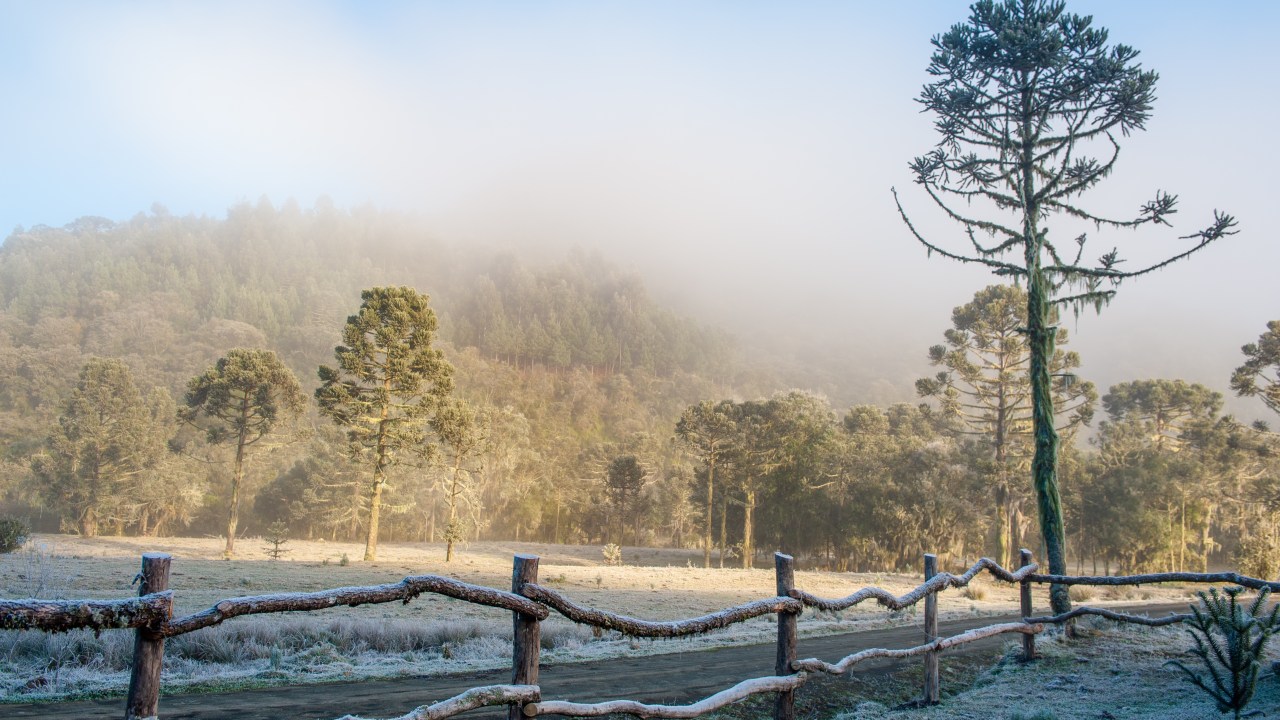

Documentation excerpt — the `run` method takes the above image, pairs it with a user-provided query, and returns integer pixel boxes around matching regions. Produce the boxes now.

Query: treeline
[674,380,1277,576]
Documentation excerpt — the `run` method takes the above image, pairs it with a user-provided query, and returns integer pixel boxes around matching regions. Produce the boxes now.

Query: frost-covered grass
[0,535,1203,703]
[819,620,1280,720]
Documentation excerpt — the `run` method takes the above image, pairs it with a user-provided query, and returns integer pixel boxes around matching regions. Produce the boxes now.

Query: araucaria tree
[917,284,1096,568]
[1231,320,1280,422]
[897,0,1236,612]
[675,400,738,568]
[184,348,306,558]
[317,287,454,562]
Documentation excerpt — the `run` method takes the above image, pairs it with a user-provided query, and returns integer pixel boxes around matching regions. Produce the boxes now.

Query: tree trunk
[995,484,1010,570]
[703,458,715,569]
[742,487,756,570]
[718,496,727,569]
[225,436,246,558]
[80,506,98,538]
[1026,209,1070,614]
[365,473,384,562]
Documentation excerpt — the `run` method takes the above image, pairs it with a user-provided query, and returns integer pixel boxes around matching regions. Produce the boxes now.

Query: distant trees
[918,284,1096,566]
[183,348,306,558]
[605,455,648,546]
[30,358,171,536]
[316,287,455,562]
[432,399,490,562]
[1232,321,1280,422]
[675,400,738,568]
[897,0,1235,612]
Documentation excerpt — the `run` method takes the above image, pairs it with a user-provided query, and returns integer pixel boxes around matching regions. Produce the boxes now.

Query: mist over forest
[0,197,1273,580]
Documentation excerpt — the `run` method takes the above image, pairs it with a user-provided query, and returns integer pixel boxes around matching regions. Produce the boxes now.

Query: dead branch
[1026,571,1280,592]
[793,557,1038,612]
[0,592,171,633]
[1027,606,1192,627]
[521,584,801,638]
[527,675,807,718]
[167,576,547,636]
[793,622,1042,675]
[335,685,541,720]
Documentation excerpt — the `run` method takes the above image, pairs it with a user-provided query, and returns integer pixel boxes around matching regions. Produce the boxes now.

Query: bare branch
[528,675,807,718]
[794,622,1041,675]
[335,685,541,720]
[166,576,547,636]
[522,584,800,638]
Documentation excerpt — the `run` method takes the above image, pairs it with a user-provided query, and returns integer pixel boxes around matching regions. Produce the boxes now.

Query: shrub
[1166,586,1280,719]
[1235,539,1278,582]
[1068,586,1096,603]
[963,583,988,601]
[0,517,29,553]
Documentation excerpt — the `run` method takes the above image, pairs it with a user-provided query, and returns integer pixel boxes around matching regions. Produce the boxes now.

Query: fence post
[922,553,939,705]
[125,552,171,720]
[773,552,797,720]
[510,554,541,720]
[1019,548,1035,662]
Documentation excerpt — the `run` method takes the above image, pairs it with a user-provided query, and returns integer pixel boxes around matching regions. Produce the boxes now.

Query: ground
[0,535,1230,718]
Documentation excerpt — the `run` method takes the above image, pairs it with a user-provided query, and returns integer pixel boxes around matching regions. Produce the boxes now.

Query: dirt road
[8,603,1189,719]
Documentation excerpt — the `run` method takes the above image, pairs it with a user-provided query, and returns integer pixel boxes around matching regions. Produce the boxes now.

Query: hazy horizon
[2,0,1274,424]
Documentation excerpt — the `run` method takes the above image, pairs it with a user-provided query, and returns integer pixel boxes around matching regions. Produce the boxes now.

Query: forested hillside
[0,200,749,548]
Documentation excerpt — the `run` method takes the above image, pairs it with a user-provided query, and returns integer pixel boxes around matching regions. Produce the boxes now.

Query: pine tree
[675,400,738,568]
[917,284,1096,567]
[1231,321,1280,423]
[897,0,1236,612]
[316,287,454,562]
[184,348,306,558]
[31,358,167,536]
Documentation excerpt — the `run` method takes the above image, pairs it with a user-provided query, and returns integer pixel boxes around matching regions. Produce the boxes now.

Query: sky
[1,0,1276,421]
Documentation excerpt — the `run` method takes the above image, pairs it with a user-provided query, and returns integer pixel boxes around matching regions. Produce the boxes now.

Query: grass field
[0,534,1213,712]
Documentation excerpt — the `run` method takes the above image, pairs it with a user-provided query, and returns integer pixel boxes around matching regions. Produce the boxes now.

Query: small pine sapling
[262,521,290,560]
[602,543,622,566]
[1166,586,1280,719]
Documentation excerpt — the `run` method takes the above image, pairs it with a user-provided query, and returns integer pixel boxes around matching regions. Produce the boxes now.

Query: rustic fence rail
[1,548,1268,720]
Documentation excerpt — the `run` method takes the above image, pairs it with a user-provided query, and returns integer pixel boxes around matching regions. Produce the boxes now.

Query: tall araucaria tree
[896,0,1236,612]
[183,348,306,558]
[317,287,454,562]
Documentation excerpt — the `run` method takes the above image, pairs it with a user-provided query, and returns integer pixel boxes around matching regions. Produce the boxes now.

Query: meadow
[0,535,1212,711]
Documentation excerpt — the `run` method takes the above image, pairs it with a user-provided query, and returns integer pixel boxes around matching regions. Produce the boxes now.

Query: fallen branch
[0,592,171,633]
[527,674,807,718]
[167,576,547,636]
[793,557,1037,612]
[334,684,540,720]
[793,621,1042,675]
[1027,606,1192,627]
[521,584,800,637]
[1026,571,1280,592]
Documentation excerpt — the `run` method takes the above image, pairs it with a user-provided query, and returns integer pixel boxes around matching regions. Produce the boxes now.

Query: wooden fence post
[125,552,171,720]
[1020,548,1035,661]
[511,554,541,720]
[922,553,939,705]
[773,552,798,720]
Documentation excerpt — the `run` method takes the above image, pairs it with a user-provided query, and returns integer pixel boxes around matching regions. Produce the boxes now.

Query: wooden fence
[3,549,1279,720]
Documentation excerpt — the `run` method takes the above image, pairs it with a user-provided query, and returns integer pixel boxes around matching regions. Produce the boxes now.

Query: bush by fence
[3,549,1277,720]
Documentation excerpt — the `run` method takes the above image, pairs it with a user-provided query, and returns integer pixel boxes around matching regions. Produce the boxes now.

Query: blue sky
[2,0,1276,418]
